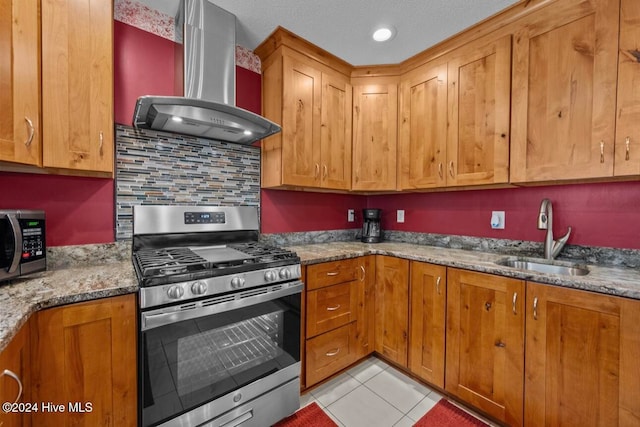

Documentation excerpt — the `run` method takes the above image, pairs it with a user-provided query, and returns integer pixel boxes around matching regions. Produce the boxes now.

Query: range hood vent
[132,0,280,145]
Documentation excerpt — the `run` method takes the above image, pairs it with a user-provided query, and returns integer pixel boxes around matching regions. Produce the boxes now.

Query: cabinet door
[510,0,619,182]
[31,294,137,427]
[398,62,447,189]
[352,82,398,190]
[0,0,41,167]
[321,72,352,190]
[445,268,524,426]
[355,255,375,359]
[41,0,114,174]
[374,256,409,367]
[525,282,640,426]
[281,55,322,187]
[446,35,511,187]
[0,321,31,427]
[408,262,446,388]
[614,0,640,177]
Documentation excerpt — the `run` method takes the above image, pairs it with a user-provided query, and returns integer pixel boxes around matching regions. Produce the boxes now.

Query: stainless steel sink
[495,257,589,276]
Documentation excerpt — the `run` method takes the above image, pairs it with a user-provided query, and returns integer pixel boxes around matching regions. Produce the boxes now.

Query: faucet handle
[551,226,572,258]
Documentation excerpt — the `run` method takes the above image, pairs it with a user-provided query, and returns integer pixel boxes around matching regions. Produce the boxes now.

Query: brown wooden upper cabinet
[0,0,113,176]
[614,0,640,177]
[510,0,620,183]
[257,31,352,191]
[352,79,398,191]
[399,35,511,190]
[0,0,41,167]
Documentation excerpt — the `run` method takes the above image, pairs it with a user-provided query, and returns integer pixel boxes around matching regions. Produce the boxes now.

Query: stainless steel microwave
[0,210,46,283]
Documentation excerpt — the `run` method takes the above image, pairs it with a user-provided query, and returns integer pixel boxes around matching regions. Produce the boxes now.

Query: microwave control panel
[20,219,45,261]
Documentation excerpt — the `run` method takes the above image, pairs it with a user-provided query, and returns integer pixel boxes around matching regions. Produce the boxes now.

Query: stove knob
[191,281,207,295]
[279,268,291,279]
[264,270,277,282]
[167,285,184,299]
[231,277,246,289]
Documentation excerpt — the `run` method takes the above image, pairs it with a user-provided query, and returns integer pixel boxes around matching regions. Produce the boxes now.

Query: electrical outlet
[397,210,405,223]
[491,211,505,229]
[347,209,355,222]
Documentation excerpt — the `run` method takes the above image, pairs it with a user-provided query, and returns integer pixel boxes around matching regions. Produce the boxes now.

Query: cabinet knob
[1,369,23,404]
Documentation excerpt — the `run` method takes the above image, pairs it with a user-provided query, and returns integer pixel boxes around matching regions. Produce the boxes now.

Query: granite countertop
[286,241,640,301]
[0,260,137,353]
[2,239,639,353]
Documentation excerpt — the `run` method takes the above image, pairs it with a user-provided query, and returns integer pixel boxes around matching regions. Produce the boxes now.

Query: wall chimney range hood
[132,0,280,145]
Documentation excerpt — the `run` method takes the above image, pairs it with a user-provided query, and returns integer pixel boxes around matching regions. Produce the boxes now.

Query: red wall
[261,189,366,233]
[368,181,640,249]
[114,21,180,125]
[0,172,115,246]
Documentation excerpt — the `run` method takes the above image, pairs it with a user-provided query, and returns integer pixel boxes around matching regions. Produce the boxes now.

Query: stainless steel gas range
[132,205,302,427]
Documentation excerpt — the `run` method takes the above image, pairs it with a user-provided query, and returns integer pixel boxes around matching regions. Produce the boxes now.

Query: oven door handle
[141,281,304,331]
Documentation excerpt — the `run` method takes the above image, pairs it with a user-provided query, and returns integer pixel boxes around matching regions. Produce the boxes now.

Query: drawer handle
[1,369,23,404]
[326,304,341,311]
[326,271,339,276]
[512,292,518,315]
[359,265,365,281]
[533,297,539,320]
[436,276,441,295]
[325,348,340,357]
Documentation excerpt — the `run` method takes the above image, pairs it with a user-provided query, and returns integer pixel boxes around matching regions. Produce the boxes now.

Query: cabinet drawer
[307,282,358,338]
[306,322,357,386]
[306,258,359,290]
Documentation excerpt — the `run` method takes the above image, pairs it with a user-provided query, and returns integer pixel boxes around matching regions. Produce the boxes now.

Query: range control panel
[184,211,226,225]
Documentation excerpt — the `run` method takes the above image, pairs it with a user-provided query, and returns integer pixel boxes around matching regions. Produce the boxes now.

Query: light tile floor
[300,356,499,427]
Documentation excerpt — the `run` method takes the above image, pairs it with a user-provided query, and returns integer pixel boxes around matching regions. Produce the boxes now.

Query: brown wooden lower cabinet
[445,268,525,426]
[375,255,409,367]
[408,262,446,388]
[0,320,31,427]
[304,256,375,387]
[31,294,137,427]
[525,282,640,426]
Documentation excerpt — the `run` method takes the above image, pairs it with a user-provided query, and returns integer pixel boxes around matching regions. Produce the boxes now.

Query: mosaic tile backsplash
[115,124,260,239]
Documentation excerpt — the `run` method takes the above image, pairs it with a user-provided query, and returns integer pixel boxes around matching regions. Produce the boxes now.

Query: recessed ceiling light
[171,116,183,122]
[372,26,395,42]
[243,130,253,136]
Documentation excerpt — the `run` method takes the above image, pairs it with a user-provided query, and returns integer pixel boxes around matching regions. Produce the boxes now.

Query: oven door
[140,281,302,427]
[0,212,21,281]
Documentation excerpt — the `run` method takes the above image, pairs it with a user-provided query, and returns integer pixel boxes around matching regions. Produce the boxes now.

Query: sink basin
[495,257,589,276]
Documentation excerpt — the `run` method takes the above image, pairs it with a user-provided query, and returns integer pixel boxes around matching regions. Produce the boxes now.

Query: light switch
[397,210,405,223]
[348,209,355,222]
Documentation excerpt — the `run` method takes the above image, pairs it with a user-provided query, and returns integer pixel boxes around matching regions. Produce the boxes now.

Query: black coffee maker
[361,209,382,243]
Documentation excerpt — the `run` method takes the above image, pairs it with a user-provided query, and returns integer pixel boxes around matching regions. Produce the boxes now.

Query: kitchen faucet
[537,198,572,260]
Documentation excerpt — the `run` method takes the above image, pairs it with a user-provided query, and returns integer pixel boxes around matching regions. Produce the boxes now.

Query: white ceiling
[137,0,521,65]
